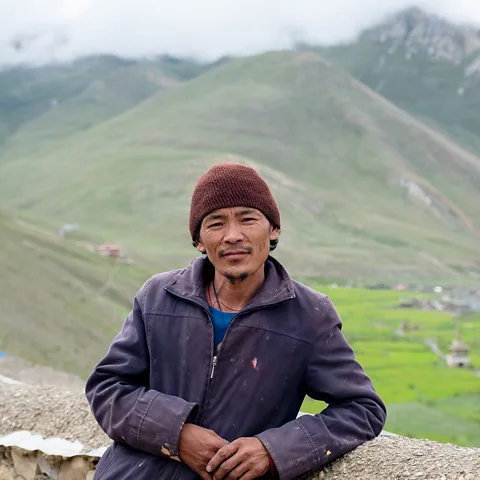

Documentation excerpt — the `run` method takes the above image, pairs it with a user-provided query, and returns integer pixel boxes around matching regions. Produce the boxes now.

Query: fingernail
[206,466,211,472]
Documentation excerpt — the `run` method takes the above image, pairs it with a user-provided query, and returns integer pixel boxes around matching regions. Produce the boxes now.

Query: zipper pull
[210,356,217,379]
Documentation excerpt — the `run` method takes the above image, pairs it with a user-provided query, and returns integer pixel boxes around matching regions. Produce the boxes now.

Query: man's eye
[242,218,255,222]
[209,223,222,228]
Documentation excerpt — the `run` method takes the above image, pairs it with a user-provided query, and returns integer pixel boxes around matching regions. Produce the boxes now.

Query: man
[85,163,386,480]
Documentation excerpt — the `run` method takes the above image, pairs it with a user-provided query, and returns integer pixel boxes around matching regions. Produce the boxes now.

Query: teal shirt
[209,306,236,351]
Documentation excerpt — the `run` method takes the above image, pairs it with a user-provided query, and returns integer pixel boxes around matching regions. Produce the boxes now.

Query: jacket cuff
[256,421,317,480]
[136,391,198,459]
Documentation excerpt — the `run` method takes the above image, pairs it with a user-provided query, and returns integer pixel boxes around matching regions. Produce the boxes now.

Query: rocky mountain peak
[362,6,480,65]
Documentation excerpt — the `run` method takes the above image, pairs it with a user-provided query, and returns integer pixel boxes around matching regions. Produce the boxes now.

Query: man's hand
[206,437,271,480]
[179,424,229,480]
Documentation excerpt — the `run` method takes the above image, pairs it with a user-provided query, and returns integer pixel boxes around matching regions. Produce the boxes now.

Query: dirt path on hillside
[346,73,480,239]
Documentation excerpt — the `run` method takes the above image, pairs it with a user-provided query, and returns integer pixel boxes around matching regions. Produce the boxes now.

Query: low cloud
[1,0,479,65]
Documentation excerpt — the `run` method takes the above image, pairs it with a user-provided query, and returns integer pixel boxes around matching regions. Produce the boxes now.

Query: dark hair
[192,221,280,252]
[269,237,279,251]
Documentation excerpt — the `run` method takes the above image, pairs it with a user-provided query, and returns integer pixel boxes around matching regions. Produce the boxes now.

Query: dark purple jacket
[85,256,386,480]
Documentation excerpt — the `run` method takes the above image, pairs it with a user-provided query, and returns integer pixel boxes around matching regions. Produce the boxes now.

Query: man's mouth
[221,249,250,258]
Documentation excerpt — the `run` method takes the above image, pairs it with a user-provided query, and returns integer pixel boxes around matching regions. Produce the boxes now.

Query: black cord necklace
[212,281,240,313]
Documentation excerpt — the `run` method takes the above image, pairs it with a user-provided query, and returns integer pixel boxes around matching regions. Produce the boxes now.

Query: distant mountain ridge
[363,7,480,68]
[307,7,480,156]
[0,54,217,145]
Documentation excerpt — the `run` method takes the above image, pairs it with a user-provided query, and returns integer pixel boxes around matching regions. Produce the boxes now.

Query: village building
[446,333,470,368]
[97,243,121,259]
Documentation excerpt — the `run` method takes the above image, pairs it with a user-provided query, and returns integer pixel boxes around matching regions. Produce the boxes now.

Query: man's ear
[196,238,207,254]
[269,225,280,242]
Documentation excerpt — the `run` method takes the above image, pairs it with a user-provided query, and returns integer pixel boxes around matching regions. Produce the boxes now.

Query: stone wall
[1,433,480,480]
[1,380,479,479]
[0,446,97,480]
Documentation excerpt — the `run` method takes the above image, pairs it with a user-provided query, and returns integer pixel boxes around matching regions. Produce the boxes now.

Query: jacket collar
[164,255,295,312]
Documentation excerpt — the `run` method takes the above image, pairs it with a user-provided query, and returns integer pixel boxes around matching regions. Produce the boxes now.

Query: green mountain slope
[0,55,130,143]
[307,7,480,155]
[2,62,174,156]
[1,50,479,283]
[0,54,213,152]
[0,214,152,376]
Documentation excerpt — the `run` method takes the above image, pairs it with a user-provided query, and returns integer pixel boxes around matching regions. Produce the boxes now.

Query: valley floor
[301,285,480,447]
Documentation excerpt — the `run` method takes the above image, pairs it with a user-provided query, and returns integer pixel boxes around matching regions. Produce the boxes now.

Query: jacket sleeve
[256,296,387,480]
[85,279,198,459]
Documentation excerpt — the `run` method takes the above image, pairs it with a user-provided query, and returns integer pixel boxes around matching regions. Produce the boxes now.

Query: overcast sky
[1,0,479,65]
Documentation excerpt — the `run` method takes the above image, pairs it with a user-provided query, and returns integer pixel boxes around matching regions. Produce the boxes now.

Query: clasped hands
[178,423,271,480]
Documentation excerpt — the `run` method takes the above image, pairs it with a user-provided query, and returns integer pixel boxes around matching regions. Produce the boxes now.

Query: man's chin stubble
[225,271,249,284]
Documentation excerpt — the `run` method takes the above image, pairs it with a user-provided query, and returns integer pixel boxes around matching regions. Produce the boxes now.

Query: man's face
[196,206,279,283]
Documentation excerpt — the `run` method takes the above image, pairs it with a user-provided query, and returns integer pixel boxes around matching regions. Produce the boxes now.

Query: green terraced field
[301,285,480,446]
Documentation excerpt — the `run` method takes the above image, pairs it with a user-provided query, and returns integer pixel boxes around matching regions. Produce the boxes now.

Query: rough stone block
[11,448,38,480]
[59,456,89,480]
[37,454,59,480]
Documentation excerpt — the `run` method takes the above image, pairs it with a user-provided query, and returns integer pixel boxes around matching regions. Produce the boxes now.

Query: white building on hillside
[446,334,470,368]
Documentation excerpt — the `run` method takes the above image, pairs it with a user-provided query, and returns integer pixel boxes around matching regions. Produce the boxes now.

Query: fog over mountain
[1,0,480,65]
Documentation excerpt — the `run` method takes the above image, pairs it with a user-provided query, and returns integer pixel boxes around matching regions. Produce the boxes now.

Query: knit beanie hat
[189,163,281,241]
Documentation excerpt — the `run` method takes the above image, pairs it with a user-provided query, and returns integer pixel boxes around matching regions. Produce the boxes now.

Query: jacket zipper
[203,296,293,385]
[210,356,217,379]
[164,286,294,424]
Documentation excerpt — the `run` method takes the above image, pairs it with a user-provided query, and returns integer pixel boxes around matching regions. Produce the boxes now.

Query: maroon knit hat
[189,162,281,240]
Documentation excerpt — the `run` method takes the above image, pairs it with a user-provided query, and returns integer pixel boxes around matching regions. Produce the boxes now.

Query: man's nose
[223,223,243,243]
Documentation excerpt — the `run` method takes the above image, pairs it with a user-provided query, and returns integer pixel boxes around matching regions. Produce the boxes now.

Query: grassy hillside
[301,285,480,447]
[0,51,479,283]
[0,214,153,376]
[1,64,170,156]
[0,56,131,143]
[0,54,213,151]
[314,43,480,155]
